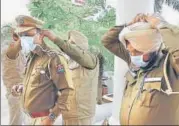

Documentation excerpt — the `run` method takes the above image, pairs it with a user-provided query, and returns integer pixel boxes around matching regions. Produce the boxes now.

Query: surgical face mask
[20,36,37,55]
[130,54,149,68]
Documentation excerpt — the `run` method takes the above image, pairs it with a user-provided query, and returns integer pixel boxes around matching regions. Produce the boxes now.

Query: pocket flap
[143,81,162,91]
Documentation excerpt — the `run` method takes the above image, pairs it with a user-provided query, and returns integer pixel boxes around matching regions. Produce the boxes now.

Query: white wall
[161,4,179,26]
[1,0,30,25]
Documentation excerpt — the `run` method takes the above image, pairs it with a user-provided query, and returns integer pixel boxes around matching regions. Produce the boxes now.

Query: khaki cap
[14,15,44,34]
[68,30,89,50]
[124,29,162,53]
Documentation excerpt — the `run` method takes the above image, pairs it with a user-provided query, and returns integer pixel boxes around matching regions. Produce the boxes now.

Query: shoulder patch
[57,64,65,74]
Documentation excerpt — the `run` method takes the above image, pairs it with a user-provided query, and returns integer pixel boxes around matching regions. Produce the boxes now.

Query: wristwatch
[48,113,56,121]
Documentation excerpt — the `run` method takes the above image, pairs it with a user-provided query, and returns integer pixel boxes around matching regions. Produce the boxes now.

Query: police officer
[41,30,99,125]
[11,15,74,125]
[101,14,179,125]
[2,28,26,125]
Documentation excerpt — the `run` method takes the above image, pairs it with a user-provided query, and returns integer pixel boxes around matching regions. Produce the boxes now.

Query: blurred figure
[101,13,179,125]
[41,30,100,125]
[11,15,74,125]
[1,28,26,125]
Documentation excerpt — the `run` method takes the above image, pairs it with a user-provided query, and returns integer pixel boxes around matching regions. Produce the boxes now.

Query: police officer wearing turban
[101,14,179,125]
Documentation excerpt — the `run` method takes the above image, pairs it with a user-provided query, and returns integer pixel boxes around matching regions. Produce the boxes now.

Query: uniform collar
[147,52,164,70]
[32,43,49,57]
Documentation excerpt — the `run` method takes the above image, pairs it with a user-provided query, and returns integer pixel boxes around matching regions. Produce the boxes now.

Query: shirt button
[40,70,45,74]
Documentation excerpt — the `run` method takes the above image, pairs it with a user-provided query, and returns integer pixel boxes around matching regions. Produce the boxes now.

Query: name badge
[144,77,162,82]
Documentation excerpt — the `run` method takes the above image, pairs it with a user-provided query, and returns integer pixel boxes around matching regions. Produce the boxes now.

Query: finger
[143,15,148,22]
[11,91,19,96]
[145,15,151,22]
[15,85,21,93]
[19,86,23,91]
[140,15,147,22]
[39,34,45,40]
[41,29,49,35]
[134,16,140,22]
[135,14,145,22]
[17,87,21,93]
[12,85,18,92]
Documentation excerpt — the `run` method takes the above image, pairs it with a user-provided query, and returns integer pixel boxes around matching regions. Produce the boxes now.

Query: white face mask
[130,55,149,68]
[20,36,37,56]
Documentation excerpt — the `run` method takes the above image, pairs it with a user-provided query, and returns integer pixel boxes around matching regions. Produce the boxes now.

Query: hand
[40,117,54,125]
[127,13,161,28]
[145,14,161,28]
[33,33,44,45]
[40,30,57,42]
[12,32,20,41]
[127,13,148,26]
[11,84,23,96]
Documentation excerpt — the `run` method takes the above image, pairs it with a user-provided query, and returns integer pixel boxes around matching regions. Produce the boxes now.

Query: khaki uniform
[101,25,179,125]
[2,49,26,125]
[54,36,99,125]
[13,15,74,125]
[97,79,104,104]
[22,50,74,123]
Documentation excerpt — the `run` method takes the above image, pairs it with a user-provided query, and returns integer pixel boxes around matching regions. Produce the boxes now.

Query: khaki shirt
[62,61,99,119]
[22,51,73,116]
[101,26,179,125]
[53,37,99,119]
[54,37,97,69]
[2,47,26,91]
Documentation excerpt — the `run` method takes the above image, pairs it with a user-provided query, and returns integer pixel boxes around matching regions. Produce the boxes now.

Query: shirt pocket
[31,66,50,87]
[124,72,137,97]
[139,81,162,107]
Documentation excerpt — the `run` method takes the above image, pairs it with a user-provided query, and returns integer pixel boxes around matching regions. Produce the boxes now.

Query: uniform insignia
[57,64,65,73]
[40,70,45,74]
[144,77,162,82]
